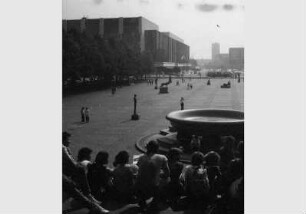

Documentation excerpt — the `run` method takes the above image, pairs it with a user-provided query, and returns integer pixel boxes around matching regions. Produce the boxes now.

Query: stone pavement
[62,78,244,214]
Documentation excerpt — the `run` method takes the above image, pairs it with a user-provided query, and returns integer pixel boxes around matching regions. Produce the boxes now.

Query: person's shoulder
[136,154,148,166]
[80,160,91,167]
[128,163,139,170]
[185,165,193,170]
[153,154,168,161]
[113,166,123,176]
[184,165,194,177]
[137,154,147,162]
[184,165,194,174]
[106,167,113,175]
[127,164,139,174]
[99,165,112,174]
[87,162,95,171]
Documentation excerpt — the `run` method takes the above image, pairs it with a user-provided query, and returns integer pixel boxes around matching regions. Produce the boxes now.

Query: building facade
[144,30,189,64]
[229,48,244,70]
[63,17,189,66]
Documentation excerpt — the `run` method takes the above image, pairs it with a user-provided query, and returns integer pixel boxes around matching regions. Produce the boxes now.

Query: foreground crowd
[63,132,244,214]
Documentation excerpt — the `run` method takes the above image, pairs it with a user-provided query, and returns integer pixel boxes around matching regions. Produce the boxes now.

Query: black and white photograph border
[0,0,305,213]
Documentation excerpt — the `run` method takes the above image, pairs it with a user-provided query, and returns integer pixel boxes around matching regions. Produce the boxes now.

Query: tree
[63,29,155,90]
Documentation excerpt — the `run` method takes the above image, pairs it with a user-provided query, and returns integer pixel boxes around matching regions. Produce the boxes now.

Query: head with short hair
[167,148,182,162]
[204,151,221,166]
[191,151,205,166]
[95,151,109,165]
[77,147,92,162]
[62,131,71,147]
[113,151,130,167]
[146,140,159,154]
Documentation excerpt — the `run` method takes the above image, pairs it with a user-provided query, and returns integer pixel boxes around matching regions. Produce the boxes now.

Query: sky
[63,0,244,59]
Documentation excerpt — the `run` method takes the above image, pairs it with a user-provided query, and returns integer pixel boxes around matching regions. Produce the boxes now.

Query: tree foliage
[63,30,154,88]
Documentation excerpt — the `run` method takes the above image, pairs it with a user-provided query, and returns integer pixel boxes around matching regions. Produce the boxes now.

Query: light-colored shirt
[113,164,139,194]
[137,153,169,186]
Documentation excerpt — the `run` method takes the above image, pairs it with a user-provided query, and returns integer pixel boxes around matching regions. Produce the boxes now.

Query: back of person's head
[95,151,109,165]
[167,148,182,162]
[62,131,71,146]
[113,151,130,167]
[204,151,221,166]
[191,151,204,166]
[77,147,92,162]
[146,140,159,154]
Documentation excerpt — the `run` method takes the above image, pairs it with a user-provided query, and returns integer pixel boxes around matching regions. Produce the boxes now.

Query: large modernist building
[144,30,189,65]
[63,17,189,68]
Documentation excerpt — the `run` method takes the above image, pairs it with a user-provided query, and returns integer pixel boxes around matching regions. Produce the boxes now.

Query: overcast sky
[63,0,244,59]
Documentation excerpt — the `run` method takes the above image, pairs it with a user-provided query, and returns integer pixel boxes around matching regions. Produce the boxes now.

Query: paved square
[63,78,244,163]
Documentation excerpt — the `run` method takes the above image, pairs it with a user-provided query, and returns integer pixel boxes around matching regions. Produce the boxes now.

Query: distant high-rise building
[212,43,220,60]
[229,48,244,70]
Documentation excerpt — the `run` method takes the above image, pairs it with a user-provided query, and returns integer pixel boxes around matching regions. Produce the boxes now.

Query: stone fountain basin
[166,109,244,137]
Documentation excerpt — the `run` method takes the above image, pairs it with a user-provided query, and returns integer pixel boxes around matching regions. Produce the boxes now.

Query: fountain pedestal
[136,109,244,163]
[159,86,168,94]
[166,109,244,139]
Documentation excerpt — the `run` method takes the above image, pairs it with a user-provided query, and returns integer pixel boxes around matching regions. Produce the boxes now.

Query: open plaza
[63,77,244,164]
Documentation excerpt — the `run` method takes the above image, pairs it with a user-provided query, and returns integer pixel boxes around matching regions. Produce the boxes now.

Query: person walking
[180,97,184,110]
[81,107,85,122]
[85,107,90,123]
[133,94,137,115]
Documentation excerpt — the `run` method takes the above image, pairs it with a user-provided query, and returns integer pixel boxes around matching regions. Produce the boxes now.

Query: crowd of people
[63,131,244,214]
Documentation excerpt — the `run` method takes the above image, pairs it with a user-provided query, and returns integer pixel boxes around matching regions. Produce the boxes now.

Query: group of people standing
[81,107,90,123]
[187,83,193,90]
[147,79,154,85]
